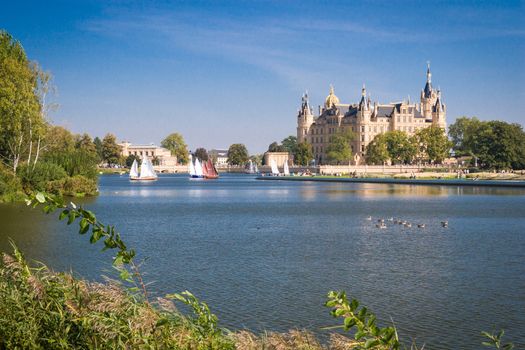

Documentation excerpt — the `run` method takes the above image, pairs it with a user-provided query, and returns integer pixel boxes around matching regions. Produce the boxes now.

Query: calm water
[1,174,524,349]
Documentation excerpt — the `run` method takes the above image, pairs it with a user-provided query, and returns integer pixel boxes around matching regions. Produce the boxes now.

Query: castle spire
[423,62,433,98]
[359,84,368,111]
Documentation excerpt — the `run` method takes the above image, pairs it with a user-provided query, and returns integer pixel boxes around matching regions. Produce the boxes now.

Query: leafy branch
[25,192,149,300]
[325,290,400,349]
[482,329,514,350]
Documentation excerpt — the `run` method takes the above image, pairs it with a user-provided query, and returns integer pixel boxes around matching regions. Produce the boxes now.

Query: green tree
[267,141,286,152]
[125,154,140,167]
[43,126,75,155]
[93,136,103,161]
[293,141,313,166]
[0,30,45,173]
[384,130,416,164]
[227,144,249,165]
[414,126,452,164]
[476,121,525,170]
[161,133,189,164]
[365,134,389,165]
[281,135,298,154]
[194,147,208,161]
[448,116,482,156]
[326,129,353,164]
[101,133,122,166]
[75,133,97,156]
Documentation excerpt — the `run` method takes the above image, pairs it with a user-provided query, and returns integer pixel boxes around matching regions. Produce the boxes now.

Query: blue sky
[2,0,524,153]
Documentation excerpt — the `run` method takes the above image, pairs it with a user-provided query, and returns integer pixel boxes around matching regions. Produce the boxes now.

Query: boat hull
[205,175,219,179]
[130,176,157,181]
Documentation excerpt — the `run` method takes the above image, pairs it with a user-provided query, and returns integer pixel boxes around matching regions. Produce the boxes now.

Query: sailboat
[129,158,158,181]
[283,161,290,176]
[270,159,280,176]
[188,155,197,177]
[190,158,205,179]
[203,159,219,179]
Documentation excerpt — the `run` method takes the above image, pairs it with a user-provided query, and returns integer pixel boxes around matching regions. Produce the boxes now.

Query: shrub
[45,175,98,197]
[0,166,24,202]
[18,162,68,192]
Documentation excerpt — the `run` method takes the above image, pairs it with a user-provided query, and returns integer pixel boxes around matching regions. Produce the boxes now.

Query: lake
[1,174,524,349]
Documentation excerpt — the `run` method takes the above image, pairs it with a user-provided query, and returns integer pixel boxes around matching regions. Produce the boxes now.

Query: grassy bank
[0,246,361,349]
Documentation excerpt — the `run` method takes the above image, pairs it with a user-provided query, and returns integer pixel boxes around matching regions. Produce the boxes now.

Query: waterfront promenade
[256,176,525,188]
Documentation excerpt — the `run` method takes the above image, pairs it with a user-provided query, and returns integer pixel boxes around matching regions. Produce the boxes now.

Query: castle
[297,64,446,165]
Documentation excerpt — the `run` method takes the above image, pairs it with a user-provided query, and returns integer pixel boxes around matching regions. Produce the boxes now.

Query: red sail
[205,159,219,179]
[202,159,209,177]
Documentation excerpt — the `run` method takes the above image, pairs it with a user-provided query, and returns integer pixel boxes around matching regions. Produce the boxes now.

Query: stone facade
[208,149,229,167]
[120,142,177,166]
[264,152,290,167]
[297,64,446,165]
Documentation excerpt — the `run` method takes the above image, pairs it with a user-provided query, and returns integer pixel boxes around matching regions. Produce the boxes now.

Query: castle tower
[421,62,438,118]
[297,91,314,143]
[432,90,447,129]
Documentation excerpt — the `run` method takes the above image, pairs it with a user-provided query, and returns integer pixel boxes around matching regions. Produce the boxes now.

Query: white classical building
[119,142,177,166]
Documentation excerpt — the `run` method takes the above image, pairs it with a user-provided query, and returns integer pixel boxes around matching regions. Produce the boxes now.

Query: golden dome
[324,85,340,108]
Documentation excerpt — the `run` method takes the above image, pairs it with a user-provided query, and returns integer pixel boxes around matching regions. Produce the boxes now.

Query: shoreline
[255,176,525,188]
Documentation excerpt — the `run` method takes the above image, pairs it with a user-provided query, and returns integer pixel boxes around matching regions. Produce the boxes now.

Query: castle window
[361,126,365,132]
[361,135,365,141]
[320,137,323,143]
[361,145,365,152]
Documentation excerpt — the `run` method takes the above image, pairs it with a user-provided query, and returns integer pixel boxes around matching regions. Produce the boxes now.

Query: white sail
[129,159,139,178]
[138,157,157,179]
[194,159,204,177]
[254,164,259,173]
[188,155,196,176]
[145,158,158,178]
[283,161,290,176]
[270,159,279,175]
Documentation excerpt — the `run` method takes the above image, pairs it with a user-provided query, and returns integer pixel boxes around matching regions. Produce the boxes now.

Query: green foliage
[325,291,400,349]
[93,136,103,161]
[448,117,525,169]
[384,131,416,165]
[366,134,389,165]
[18,161,68,192]
[167,291,221,339]
[268,141,287,152]
[413,126,452,164]
[293,141,313,166]
[194,147,209,161]
[281,135,298,154]
[227,143,249,165]
[326,129,354,164]
[125,154,140,167]
[27,192,135,265]
[481,329,514,350]
[0,244,235,349]
[0,165,24,202]
[161,132,189,164]
[101,133,122,166]
[0,30,45,173]
[57,175,98,197]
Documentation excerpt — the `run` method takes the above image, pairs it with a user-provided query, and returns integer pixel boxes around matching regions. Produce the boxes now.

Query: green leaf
[67,211,76,225]
[35,192,45,203]
[59,210,69,220]
[79,218,90,234]
[344,317,356,330]
[355,330,366,340]
[364,338,380,348]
